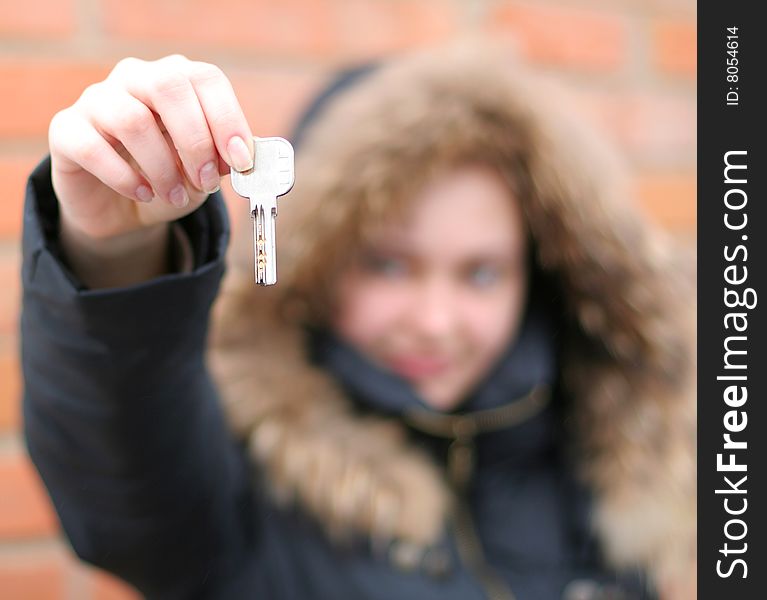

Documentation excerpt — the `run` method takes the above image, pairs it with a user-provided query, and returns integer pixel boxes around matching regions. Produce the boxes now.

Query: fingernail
[136,184,154,203]
[227,136,253,172]
[169,184,189,208]
[199,161,221,193]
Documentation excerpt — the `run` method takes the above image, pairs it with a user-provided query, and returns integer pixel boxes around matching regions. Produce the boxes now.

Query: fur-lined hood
[207,40,696,594]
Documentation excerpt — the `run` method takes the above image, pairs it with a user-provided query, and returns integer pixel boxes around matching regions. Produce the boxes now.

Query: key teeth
[252,202,277,286]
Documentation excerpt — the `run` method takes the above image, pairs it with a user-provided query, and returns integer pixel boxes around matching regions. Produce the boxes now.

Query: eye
[465,263,502,288]
[359,252,409,278]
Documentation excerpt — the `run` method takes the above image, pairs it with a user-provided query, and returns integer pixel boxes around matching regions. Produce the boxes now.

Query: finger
[50,110,154,203]
[183,60,255,172]
[126,57,221,193]
[87,89,189,208]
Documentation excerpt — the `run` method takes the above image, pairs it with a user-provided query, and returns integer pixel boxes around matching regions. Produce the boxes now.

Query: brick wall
[0,0,695,598]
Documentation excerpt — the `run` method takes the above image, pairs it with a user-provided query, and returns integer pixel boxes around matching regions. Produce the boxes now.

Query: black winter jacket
[21,157,654,600]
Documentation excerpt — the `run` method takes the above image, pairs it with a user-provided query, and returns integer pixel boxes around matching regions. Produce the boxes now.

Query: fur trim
[208,276,451,548]
[208,38,696,590]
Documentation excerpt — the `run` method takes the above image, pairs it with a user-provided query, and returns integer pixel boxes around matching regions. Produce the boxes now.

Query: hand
[48,55,254,287]
[50,54,254,240]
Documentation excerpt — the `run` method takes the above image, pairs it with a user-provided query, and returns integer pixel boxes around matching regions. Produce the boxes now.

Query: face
[331,164,529,411]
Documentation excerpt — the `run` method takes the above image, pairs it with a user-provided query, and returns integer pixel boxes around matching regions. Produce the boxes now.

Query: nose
[406,277,460,341]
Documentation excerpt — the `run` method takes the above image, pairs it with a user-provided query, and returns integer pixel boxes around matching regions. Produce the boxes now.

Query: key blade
[251,195,278,285]
[230,136,294,287]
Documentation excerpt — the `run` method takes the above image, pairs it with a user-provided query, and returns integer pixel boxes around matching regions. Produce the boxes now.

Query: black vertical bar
[699,1,766,598]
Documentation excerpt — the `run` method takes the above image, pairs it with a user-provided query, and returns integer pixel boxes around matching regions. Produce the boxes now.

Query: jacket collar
[306,299,560,473]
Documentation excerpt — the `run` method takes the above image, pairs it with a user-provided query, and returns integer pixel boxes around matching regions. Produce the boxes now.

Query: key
[230,136,295,285]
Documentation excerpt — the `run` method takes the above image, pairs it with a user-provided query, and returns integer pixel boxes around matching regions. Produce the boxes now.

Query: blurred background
[0,0,695,598]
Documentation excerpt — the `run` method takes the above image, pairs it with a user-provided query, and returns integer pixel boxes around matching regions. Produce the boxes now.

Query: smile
[386,355,452,379]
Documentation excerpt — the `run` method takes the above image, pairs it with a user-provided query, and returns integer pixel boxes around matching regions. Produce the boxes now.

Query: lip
[386,355,452,379]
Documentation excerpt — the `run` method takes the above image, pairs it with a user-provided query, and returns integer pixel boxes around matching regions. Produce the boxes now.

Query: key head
[230,136,295,199]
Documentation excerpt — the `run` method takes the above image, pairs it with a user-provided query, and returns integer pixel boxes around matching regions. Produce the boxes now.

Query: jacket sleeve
[20,157,256,599]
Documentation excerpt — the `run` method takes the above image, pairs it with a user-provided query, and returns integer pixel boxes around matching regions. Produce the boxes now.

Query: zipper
[400,385,551,600]
[452,496,516,600]
[448,435,517,600]
[403,385,549,440]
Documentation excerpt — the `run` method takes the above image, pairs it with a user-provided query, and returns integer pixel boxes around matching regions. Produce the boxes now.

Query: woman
[22,41,695,599]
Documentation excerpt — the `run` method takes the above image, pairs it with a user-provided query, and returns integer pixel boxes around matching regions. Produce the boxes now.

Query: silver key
[230,136,295,285]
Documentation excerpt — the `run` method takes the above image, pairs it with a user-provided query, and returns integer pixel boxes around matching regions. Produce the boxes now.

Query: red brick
[614,92,696,166]
[570,88,696,166]
[0,452,60,539]
[227,69,323,139]
[534,0,694,15]
[486,3,628,72]
[0,0,76,39]
[0,154,41,239]
[101,0,458,59]
[642,0,696,16]
[651,18,697,79]
[0,60,111,138]
[0,546,68,600]
[0,245,21,338]
[101,0,334,56]
[0,347,21,432]
[635,172,696,232]
[331,0,459,59]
